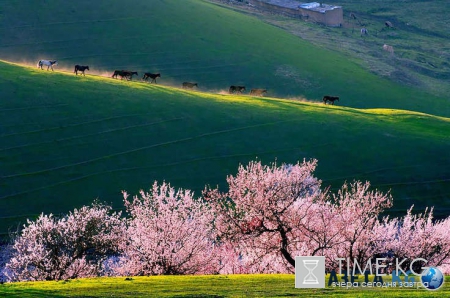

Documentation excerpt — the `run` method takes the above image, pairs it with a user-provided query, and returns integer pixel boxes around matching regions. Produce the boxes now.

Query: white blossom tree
[119,182,218,276]
[377,206,450,273]
[5,203,124,281]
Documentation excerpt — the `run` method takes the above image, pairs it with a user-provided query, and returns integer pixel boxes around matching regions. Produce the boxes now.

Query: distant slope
[1,61,449,238]
[214,0,450,99]
[0,0,448,117]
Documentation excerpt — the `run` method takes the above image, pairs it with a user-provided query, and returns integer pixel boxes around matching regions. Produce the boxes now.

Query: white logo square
[295,256,325,288]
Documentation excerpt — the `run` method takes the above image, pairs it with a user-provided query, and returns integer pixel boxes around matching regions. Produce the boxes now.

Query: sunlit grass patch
[0,274,449,297]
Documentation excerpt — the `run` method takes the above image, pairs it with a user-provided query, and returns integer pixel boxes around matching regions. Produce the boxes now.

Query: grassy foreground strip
[0,274,448,297]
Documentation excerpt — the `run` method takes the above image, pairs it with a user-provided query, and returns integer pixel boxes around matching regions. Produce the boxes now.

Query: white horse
[360,28,368,37]
[383,44,394,55]
[37,60,58,71]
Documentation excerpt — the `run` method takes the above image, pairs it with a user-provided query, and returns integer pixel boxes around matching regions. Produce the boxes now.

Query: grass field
[0,274,448,297]
[0,0,449,240]
[0,0,448,115]
[1,60,449,238]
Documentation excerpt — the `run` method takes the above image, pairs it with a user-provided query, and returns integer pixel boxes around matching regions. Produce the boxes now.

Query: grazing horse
[74,65,89,76]
[360,28,368,37]
[142,73,161,83]
[37,60,57,71]
[323,95,339,105]
[182,82,198,89]
[385,21,394,28]
[250,88,267,96]
[229,86,246,94]
[112,70,138,81]
[383,44,394,55]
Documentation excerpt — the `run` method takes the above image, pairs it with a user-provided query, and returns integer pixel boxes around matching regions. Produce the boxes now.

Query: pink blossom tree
[298,196,344,269]
[119,181,218,276]
[206,160,396,273]
[331,181,393,272]
[3,158,450,279]
[204,159,322,272]
[377,206,450,273]
[5,203,124,281]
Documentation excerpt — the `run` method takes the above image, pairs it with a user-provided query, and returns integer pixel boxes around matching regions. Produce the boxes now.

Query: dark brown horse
[323,95,340,105]
[112,70,126,79]
[142,73,161,83]
[229,86,246,94]
[182,82,198,89]
[74,65,89,76]
[112,70,138,81]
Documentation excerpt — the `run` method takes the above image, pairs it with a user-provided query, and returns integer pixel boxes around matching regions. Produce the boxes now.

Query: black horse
[229,86,246,94]
[142,73,161,83]
[112,70,138,81]
[74,65,89,76]
[323,95,340,105]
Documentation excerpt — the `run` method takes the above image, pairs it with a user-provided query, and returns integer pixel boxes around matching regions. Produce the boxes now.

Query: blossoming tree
[5,203,124,281]
[119,181,218,275]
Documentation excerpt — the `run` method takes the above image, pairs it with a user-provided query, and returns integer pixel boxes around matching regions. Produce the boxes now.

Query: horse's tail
[37,60,41,68]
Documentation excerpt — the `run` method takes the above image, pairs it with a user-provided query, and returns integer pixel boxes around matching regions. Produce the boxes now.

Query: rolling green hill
[0,0,449,117]
[1,61,449,238]
[1,0,449,239]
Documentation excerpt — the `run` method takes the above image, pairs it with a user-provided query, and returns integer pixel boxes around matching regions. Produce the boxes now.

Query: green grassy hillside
[215,0,450,98]
[1,274,448,297]
[1,61,449,238]
[0,0,448,117]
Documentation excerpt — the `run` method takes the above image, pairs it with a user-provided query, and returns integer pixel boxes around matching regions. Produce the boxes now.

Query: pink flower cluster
[2,159,450,281]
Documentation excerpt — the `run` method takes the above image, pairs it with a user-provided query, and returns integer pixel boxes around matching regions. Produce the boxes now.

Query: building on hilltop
[248,0,343,27]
